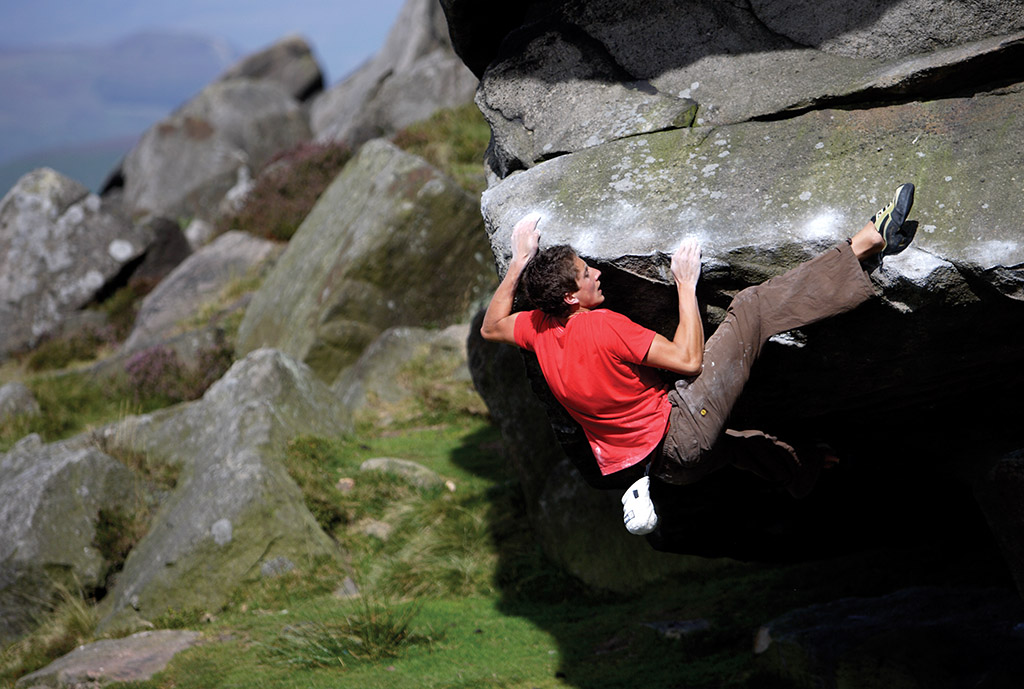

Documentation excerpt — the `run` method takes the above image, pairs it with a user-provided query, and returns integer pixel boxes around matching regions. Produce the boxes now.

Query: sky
[0,0,408,85]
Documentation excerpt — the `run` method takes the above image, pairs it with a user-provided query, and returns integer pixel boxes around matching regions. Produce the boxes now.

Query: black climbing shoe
[871,183,915,257]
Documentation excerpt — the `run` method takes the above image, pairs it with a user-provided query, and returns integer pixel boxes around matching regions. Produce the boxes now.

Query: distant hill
[0,31,241,192]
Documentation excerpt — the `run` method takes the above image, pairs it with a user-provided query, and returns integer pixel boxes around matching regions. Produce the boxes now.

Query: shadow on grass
[447,397,1018,689]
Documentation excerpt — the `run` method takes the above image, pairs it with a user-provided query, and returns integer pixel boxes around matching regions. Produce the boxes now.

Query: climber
[479,184,916,535]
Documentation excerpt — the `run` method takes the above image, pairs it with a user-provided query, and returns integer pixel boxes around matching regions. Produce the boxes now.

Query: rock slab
[15,630,200,689]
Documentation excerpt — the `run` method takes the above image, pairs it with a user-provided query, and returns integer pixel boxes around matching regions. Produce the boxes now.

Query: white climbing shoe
[621,475,658,535]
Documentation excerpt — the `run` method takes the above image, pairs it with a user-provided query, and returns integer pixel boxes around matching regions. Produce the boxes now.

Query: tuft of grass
[263,598,435,669]
[25,327,112,372]
[217,141,352,242]
[152,607,207,630]
[0,582,97,686]
[391,103,491,195]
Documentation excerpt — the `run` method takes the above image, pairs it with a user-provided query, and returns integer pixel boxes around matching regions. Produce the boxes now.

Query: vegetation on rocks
[217,141,352,242]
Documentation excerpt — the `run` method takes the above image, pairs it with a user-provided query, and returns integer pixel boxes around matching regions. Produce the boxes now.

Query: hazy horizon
[0,0,408,191]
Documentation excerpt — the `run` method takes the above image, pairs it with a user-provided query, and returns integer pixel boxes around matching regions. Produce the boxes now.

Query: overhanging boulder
[452,0,1024,576]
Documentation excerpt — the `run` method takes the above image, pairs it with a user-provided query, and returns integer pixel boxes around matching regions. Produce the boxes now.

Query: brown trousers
[654,241,876,495]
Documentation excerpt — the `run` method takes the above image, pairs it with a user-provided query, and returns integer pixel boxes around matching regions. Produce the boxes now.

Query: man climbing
[480,184,915,535]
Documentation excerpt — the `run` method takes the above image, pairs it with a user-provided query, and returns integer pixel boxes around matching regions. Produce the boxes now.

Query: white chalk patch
[108,239,135,262]
[815,142,824,149]
[970,239,1021,266]
[799,191,812,201]
[802,211,839,239]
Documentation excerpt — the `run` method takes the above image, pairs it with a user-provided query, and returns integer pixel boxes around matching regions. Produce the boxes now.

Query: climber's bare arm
[644,238,704,376]
[480,214,541,345]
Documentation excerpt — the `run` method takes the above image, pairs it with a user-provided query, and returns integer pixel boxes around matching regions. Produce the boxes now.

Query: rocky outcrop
[310,0,477,148]
[235,139,495,384]
[0,169,151,359]
[0,434,138,646]
[448,0,1024,583]
[122,231,281,355]
[753,587,1024,688]
[93,349,348,632]
[15,630,201,689]
[118,79,312,223]
[216,35,324,102]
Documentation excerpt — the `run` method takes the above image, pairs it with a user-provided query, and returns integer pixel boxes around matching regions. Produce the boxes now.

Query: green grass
[4,406,1014,689]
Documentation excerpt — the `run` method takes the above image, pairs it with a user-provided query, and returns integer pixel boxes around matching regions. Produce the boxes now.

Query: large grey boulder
[753,587,1024,688]
[0,168,151,359]
[122,230,281,355]
[216,34,324,102]
[0,434,138,646]
[310,0,477,147]
[235,139,495,384]
[94,348,349,632]
[119,79,312,222]
[15,630,200,689]
[449,0,1024,579]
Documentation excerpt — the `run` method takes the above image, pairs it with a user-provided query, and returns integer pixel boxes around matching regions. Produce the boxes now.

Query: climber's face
[565,255,604,310]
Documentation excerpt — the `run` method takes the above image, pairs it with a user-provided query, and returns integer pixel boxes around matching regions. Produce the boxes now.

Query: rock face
[93,349,348,632]
[122,231,281,355]
[753,587,1024,688]
[310,0,478,147]
[447,0,1024,584]
[0,169,151,358]
[15,630,201,689]
[235,139,495,384]
[0,434,138,646]
[118,79,312,222]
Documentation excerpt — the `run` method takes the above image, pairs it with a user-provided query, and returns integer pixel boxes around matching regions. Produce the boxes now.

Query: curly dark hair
[521,244,579,318]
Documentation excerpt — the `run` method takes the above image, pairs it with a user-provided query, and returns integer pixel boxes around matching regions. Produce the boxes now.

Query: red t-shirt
[514,308,671,475]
